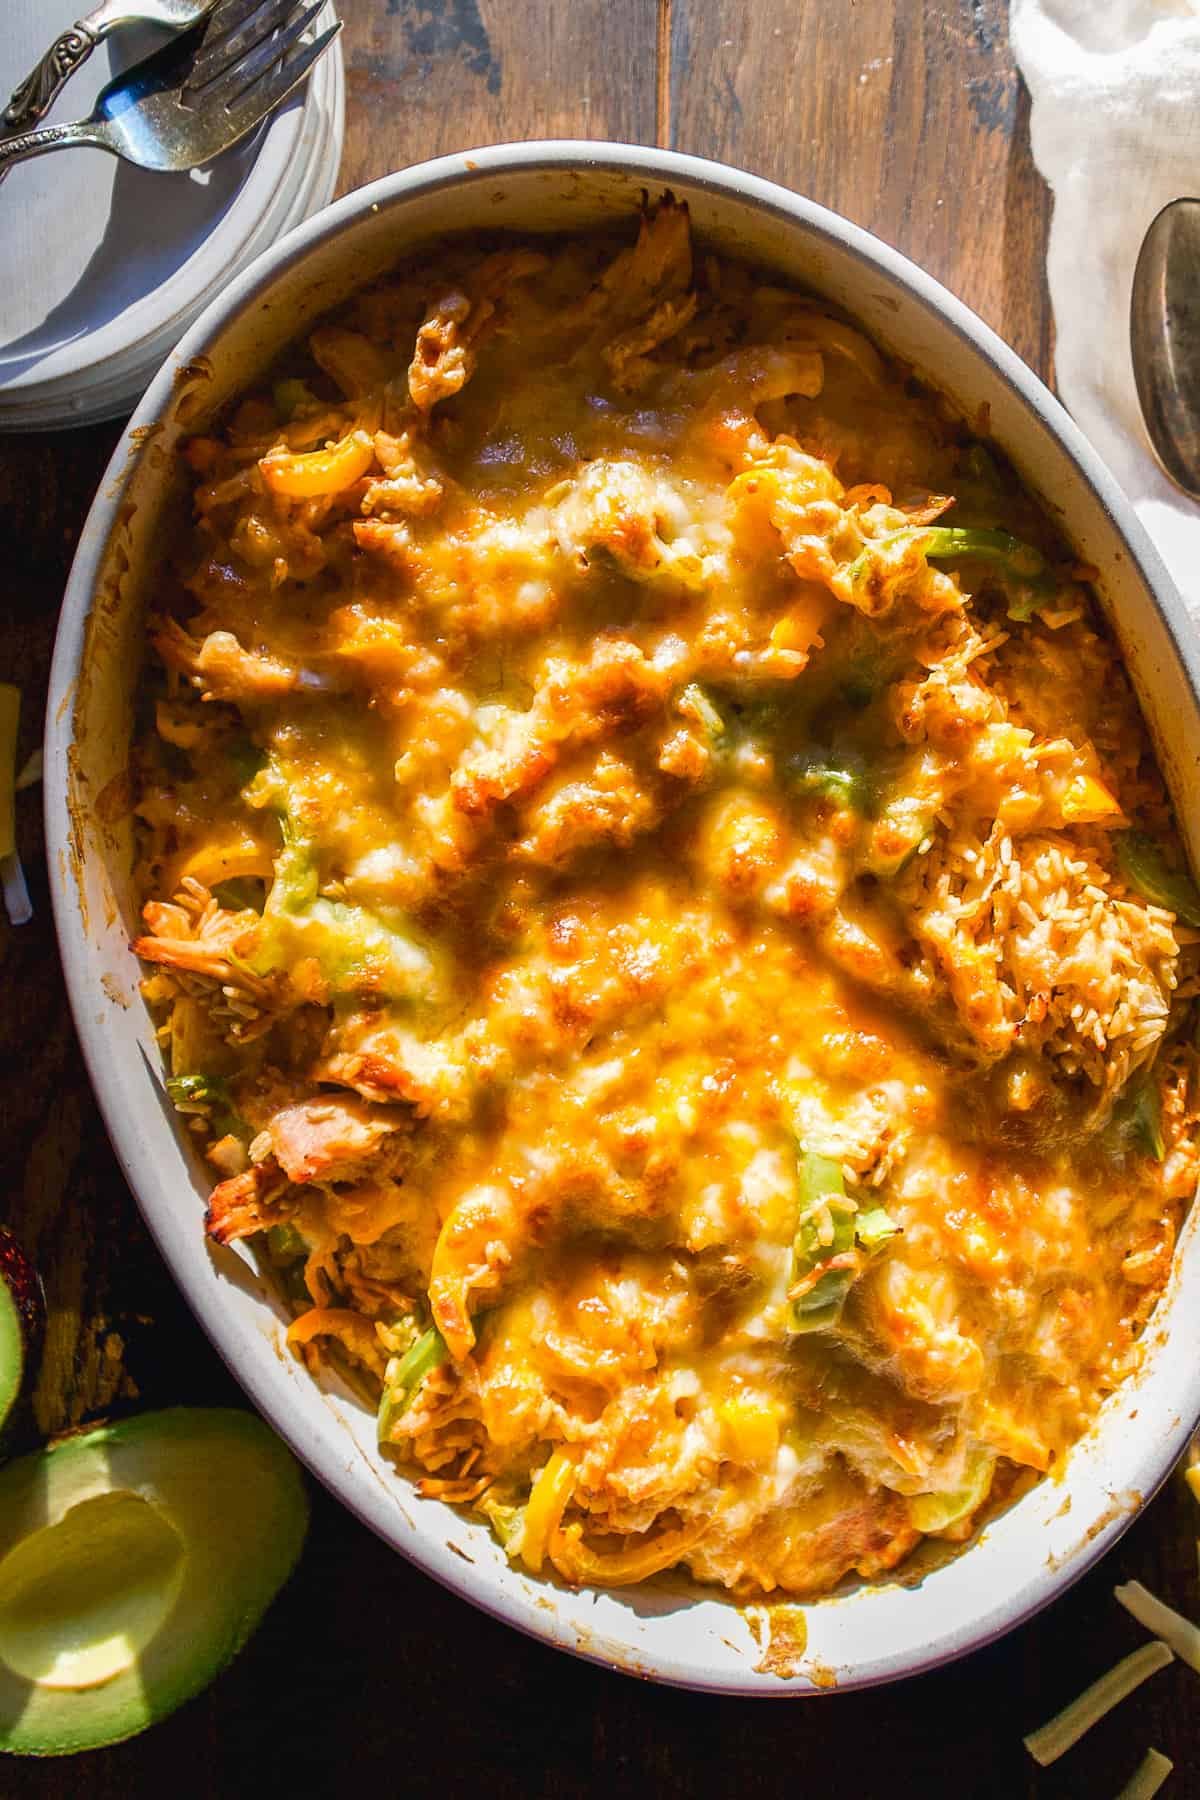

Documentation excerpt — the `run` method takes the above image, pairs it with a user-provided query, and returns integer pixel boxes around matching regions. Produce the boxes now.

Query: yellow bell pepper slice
[1060,772,1122,825]
[769,587,834,655]
[520,1448,576,1574]
[161,825,277,898]
[548,1516,708,1588]
[260,429,374,499]
[976,1402,1050,1472]
[287,1307,387,1375]
[718,1395,780,1466]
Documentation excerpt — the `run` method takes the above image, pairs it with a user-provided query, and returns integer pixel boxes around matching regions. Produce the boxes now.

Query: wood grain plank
[4,6,1198,1796]
[0,423,220,1449]
[336,0,659,197]
[668,0,1053,379]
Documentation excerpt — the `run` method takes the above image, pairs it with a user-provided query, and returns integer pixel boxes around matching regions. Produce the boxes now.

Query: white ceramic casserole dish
[44,141,1200,1695]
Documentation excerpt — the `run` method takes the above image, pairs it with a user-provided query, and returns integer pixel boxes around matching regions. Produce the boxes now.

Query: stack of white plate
[0,1,344,432]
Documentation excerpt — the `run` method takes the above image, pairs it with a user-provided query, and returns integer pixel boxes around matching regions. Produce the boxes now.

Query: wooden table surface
[2,3,1196,1795]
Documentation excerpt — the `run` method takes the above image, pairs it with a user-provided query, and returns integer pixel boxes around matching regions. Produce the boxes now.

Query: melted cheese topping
[134,203,1200,1599]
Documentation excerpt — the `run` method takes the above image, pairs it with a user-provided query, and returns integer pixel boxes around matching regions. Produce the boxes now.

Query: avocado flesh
[0,1408,308,1756]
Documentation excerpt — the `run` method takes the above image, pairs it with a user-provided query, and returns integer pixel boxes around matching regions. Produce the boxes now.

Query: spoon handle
[3,8,116,133]
[0,117,113,175]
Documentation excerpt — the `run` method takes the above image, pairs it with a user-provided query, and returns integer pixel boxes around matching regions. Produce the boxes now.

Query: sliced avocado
[0,1283,23,1437]
[0,1408,308,1756]
[0,1228,44,1434]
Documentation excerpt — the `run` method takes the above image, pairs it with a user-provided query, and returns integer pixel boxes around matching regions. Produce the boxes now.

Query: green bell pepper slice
[789,1153,858,1332]
[1117,831,1200,927]
[377,1326,449,1444]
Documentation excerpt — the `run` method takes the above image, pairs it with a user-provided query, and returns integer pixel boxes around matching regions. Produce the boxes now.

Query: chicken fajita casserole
[132,200,1200,1598]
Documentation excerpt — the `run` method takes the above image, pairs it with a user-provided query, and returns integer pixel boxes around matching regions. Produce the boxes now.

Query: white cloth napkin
[1009,0,1200,609]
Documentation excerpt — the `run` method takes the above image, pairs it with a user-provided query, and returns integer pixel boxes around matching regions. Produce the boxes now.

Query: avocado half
[0,1408,308,1755]
[0,1228,44,1434]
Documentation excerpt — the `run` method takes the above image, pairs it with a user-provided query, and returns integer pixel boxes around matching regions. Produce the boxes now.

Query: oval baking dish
[45,142,1200,1695]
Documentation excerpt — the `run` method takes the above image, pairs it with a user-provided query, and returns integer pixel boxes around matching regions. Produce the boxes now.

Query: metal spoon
[1131,197,1200,498]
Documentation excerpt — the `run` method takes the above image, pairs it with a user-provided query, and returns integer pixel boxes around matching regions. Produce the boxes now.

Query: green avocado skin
[0,1228,43,1435]
[0,1408,309,1756]
[0,1277,24,1437]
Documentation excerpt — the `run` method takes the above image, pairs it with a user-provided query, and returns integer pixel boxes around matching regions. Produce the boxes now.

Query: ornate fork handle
[0,119,110,173]
[4,22,103,132]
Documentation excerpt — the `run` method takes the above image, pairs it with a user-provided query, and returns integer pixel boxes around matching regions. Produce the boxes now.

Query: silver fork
[0,0,339,179]
[4,0,220,134]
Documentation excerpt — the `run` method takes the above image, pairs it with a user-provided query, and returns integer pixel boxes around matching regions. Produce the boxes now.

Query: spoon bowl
[1131,195,1200,497]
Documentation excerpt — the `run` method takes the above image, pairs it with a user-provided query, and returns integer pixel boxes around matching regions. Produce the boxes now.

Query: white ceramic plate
[0,0,343,431]
[44,143,1200,1694]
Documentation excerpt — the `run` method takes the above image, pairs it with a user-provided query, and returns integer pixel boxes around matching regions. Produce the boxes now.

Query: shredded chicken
[131,200,1198,1603]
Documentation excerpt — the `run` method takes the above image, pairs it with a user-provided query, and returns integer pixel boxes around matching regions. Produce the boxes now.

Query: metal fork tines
[185,0,327,112]
[0,2,340,178]
[213,14,338,139]
[187,0,301,89]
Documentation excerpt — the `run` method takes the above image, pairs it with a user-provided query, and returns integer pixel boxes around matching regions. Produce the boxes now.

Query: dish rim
[44,138,1200,1695]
